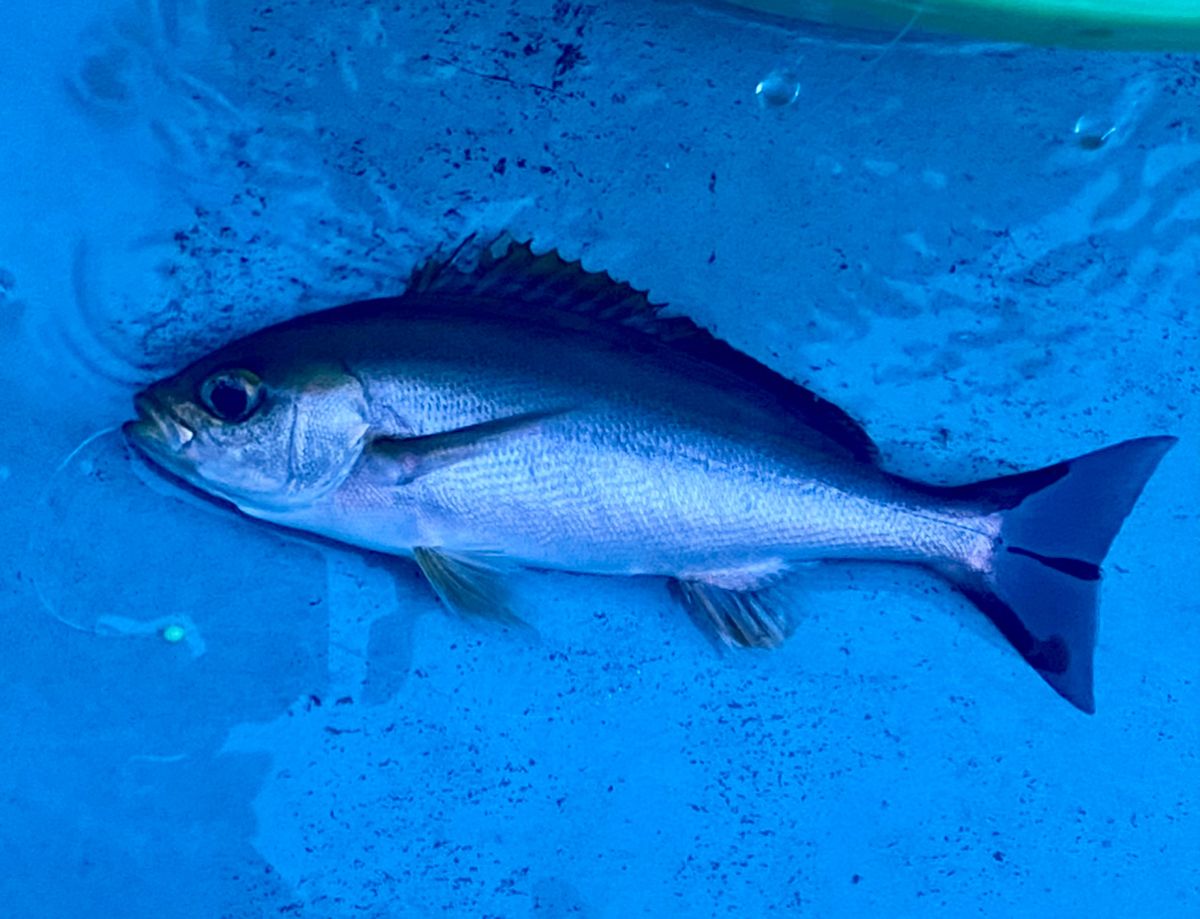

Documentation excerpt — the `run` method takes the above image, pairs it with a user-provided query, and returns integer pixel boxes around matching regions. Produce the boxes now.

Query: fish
[123,237,1176,713]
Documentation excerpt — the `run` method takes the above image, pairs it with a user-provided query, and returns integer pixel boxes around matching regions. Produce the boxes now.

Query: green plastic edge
[724,0,1200,50]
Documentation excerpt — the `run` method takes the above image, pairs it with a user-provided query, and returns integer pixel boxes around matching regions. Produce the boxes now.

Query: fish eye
[199,369,263,423]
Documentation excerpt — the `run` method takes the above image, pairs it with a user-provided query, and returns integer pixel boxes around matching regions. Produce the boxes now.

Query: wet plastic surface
[0,1,1196,916]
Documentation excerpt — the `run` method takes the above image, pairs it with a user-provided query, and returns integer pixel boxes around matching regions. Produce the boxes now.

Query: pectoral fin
[362,410,564,485]
[670,578,792,649]
[413,547,522,625]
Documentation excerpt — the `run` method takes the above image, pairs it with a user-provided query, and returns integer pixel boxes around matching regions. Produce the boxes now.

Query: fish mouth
[123,392,195,456]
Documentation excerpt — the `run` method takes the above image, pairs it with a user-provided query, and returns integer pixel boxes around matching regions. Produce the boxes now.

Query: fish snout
[128,392,194,452]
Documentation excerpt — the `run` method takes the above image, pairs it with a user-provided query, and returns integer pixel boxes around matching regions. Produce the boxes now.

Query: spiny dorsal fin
[407,236,879,463]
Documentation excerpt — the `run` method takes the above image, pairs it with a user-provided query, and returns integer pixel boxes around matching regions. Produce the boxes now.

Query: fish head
[124,334,371,513]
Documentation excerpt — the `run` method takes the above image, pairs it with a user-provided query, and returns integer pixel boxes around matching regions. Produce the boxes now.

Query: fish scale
[123,239,1175,712]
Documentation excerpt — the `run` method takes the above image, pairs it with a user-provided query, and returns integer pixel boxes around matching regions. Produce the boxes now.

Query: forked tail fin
[937,436,1176,713]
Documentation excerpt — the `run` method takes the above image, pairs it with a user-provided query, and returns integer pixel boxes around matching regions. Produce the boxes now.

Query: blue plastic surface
[1,2,1196,916]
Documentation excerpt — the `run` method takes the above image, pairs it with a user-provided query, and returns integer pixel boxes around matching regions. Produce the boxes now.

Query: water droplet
[1073,115,1116,150]
[756,69,801,109]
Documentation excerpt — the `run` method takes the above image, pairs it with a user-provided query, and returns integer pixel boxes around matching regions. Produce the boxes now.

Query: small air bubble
[1073,115,1116,150]
[756,69,800,109]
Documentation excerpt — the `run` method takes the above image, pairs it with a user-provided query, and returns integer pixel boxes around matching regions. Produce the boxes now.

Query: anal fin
[413,547,522,626]
[670,577,792,650]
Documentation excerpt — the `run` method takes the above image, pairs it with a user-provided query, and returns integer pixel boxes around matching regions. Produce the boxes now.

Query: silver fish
[124,239,1175,712]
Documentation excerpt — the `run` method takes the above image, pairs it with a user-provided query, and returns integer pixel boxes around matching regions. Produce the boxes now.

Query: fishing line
[53,423,122,475]
[758,1,927,119]
[29,423,208,654]
[821,1,926,108]
[27,425,124,633]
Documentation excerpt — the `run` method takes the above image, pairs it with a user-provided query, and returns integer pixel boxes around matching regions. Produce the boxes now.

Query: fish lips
[123,392,196,460]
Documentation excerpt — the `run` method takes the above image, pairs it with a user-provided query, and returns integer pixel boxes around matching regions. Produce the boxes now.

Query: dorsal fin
[406,236,879,463]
